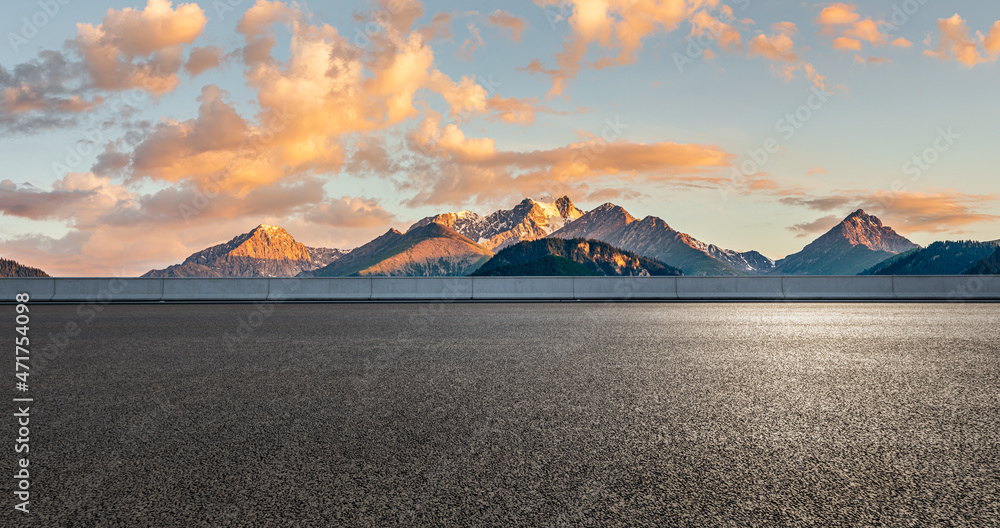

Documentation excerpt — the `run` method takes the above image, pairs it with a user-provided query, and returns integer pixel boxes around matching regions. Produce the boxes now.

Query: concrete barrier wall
[269,277,372,301]
[573,277,678,300]
[372,278,473,300]
[51,278,162,302]
[472,277,575,300]
[677,277,784,300]
[161,278,270,302]
[0,276,997,302]
[782,276,895,300]
[893,275,1000,301]
[0,278,55,302]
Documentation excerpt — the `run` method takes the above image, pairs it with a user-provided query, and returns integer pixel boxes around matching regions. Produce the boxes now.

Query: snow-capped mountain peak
[408,196,585,251]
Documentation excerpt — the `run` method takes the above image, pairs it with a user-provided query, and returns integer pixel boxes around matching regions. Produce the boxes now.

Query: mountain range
[547,203,774,275]
[0,258,49,278]
[47,196,995,279]
[472,238,682,277]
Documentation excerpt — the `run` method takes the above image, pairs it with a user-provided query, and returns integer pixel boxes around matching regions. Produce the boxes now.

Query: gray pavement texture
[3,303,1000,527]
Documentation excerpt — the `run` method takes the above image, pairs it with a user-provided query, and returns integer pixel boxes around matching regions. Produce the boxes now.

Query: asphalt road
[4,303,999,527]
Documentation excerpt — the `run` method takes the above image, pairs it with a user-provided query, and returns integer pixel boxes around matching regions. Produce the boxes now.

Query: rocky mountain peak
[145,224,346,278]
[640,216,672,231]
[554,196,584,218]
[407,196,586,251]
[592,203,637,222]
[228,224,310,261]
[831,210,916,253]
[844,209,884,227]
[772,210,920,275]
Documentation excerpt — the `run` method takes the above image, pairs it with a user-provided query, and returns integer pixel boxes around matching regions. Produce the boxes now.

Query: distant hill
[965,247,1000,275]
[308,223,494,277]
[143,225,345,278]
[0,258,49,278]
[472,238,682,277]
[475,255,599,277]
[774,210,919,275]
[858,248,920,275]
[860,241,1000,275]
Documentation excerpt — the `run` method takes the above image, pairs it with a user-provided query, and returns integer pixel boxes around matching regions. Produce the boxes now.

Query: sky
[0,0,998,276]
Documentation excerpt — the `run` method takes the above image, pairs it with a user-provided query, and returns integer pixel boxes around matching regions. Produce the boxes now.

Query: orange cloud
[854,55,891,65]
[833,37,861,51]
[484,95,585,126]
[486,96,543,125]
[458,24,485,60]
[816,3,860,26]
[869,190,1000,232]
[301,197,396,228]
[116,0,571,203]
[521,38,588,98]
[690,10,743,53]
[184,46,225,76]
[530,0,738,96]
[787,215,840,237]
[816,3,918,58]
[986,21,1000,55]
[0,178,96,222]
[843,19,886,47]
[749,22,826,89]
[0,49,109,133]
[74,0,208,94]
[123,0,520,192]
[403,112,733,205]
[781,189,1000,233]
[924,14,1000,68]
[2,85,98,116]
[749,29,795,58]
[488,10,527,42]
[129,85,255,187]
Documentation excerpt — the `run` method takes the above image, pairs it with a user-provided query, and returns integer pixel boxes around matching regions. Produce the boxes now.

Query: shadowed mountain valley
[472,238,682,277]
